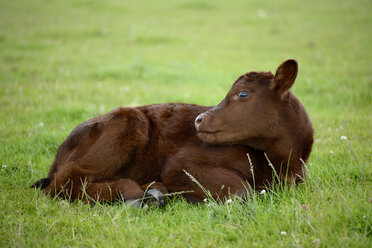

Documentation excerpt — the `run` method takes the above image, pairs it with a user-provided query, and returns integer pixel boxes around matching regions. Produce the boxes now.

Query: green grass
[1,0,371,247]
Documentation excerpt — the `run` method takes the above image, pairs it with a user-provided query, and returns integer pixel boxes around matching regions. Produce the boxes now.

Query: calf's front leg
[162,164,252,203]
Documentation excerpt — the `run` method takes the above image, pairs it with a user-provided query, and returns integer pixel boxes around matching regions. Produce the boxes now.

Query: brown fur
[32,59,313,203]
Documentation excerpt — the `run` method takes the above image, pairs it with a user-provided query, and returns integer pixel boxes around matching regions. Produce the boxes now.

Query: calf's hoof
[145,189,166,207]
[124,189,166,209]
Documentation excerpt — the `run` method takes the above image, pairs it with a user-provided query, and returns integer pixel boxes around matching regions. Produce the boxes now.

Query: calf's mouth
[196,130,221,144]
[197,130,219,134]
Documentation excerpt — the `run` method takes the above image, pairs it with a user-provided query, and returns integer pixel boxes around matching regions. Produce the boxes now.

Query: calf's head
[195,59,314,180]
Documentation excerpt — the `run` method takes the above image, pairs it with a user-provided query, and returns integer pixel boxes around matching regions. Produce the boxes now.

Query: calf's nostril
[195,116,203,125]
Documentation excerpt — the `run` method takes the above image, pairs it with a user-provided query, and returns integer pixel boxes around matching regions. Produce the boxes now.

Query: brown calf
[32,59,313,206]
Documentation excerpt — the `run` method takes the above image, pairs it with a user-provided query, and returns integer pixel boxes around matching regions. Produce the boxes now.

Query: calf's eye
[238,91,249,98]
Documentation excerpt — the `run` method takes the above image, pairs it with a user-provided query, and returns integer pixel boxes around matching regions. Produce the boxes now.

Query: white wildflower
[203,198,208,203]
[340,136,347,141]
[39,122,44,127]
[313,238,321,245]
[2,165,7,168]
[226,199,232,204]
[260,189,266,195]
[280,231,287,236]
[330,151,334,154]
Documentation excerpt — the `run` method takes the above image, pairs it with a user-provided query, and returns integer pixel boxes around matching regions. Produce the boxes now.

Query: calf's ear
[270,59,298,97]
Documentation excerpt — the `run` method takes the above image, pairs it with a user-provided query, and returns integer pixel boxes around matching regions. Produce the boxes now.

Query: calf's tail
[30,177,52,189]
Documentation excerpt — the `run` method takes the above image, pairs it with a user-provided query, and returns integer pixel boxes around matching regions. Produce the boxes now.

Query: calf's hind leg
[44,164,167,207]
[43,163,140,202]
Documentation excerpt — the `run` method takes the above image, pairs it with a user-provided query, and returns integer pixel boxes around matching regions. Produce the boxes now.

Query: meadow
[0,0,371,247]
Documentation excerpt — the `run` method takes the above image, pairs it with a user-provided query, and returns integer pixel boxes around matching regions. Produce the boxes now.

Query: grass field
[1,0,371,247]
